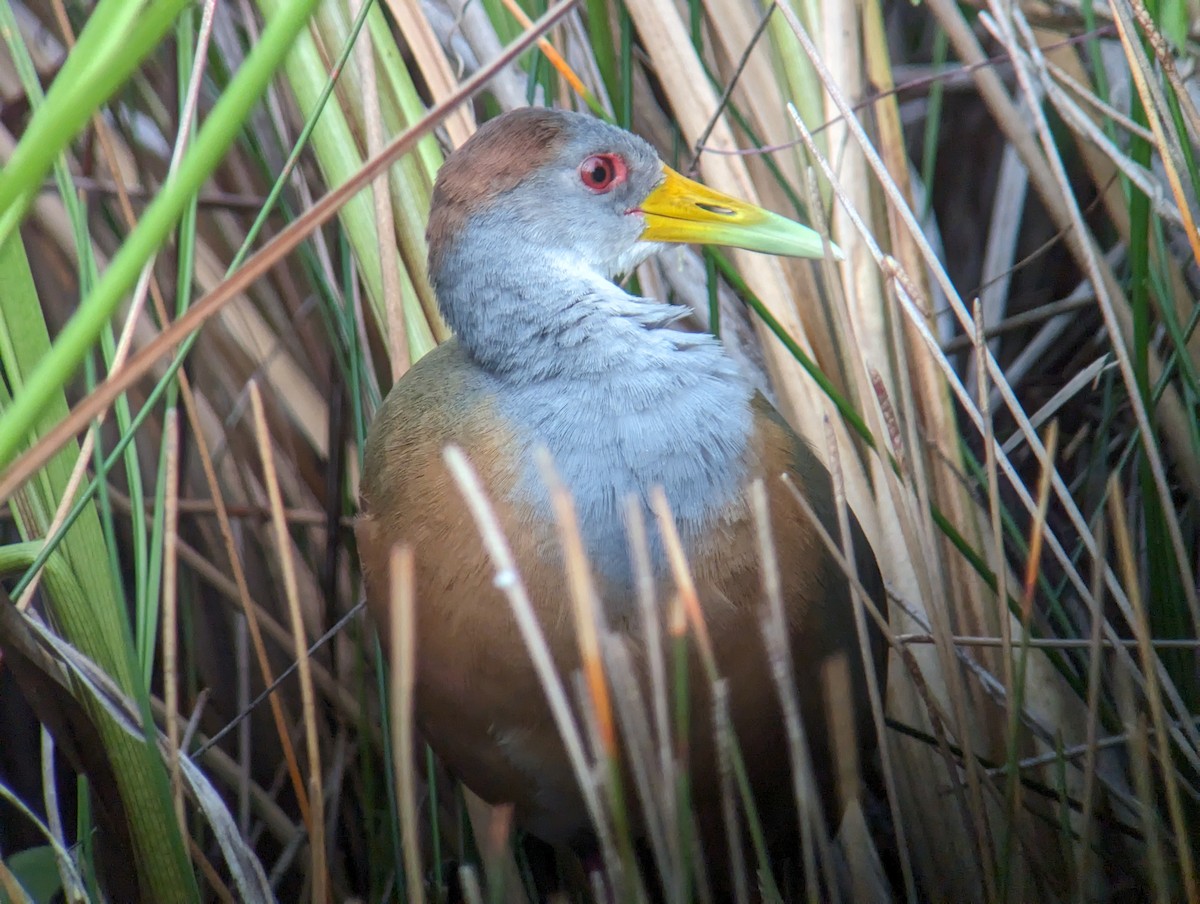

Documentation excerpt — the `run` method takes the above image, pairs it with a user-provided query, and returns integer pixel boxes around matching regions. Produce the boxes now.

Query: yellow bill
[638,164,842,260]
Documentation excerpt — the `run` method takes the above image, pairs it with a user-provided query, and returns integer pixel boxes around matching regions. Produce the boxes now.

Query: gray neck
[437,251,754,600]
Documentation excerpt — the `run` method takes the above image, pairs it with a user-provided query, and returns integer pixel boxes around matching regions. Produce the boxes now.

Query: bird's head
[426,107,838,294]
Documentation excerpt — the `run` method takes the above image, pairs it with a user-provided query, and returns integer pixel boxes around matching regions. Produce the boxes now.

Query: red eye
[579,153,626,193]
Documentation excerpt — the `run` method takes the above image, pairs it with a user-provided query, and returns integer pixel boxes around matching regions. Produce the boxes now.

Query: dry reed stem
[781,469,993,879]
[750,481,834,904]
[1120,672,1169,902]
[147,695,302,849]
[712,681,750,904]
[380,0,475,146]
[497,0,589,100]
[1021,421,1058,622]
[186,387,315,823]
[974,299,1013,711]
[186,835,237,903]
[0,860,32,904]
[1111,0,1200,274]
[249,382,328,903]
[1129,3,1200,144]
[537,450,618,763]
[143,521,368,730]
[352,0,409,379]
[603,638,672,890]
[838,0,1200,711]
[386,544,425,904]
[623,496,678,880]
[821,417,917,901]
[458,790,525,904]
[894,635,1200,650]
[649,487,716,672]
[826,100,1200,763]
[823,655,879,903]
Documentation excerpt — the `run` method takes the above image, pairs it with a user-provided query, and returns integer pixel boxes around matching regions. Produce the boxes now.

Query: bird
[356,106,887,892]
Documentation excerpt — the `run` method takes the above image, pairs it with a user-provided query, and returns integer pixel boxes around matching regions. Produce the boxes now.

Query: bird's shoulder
[360,338,519,509]
[356,338,550,603]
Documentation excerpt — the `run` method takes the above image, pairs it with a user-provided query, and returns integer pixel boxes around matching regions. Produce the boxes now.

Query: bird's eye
[579,154,626,193]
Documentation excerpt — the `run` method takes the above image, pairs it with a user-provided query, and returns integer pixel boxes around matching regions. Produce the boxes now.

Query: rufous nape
[357,107,887,891]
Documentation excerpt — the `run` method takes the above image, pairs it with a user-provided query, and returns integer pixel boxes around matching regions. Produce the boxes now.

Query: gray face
[475,113,666,279]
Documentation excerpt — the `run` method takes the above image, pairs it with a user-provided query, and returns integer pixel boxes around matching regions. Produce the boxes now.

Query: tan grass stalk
[460,791,525,904]
[537,451,618,767]
[748,535,835,902]
[1129,7,1200,143]
[497,0,589,100]
[249,382,328,903]
[784,44,1008,890]
[43,0,328,844]
[379,0,475,146]
[623,497,677,857]
[1036,32,1200,402]
[974,297,1013,737]
[0,859,33,904]
[603,637,672,887]
[1021,421,1058,620]
[186,836,237,904]
[1111,0,1200,285]
[386,544,425,904]
[352,0,408,379]
[712,680,750,904]
[822,654,882,903]
[1119,670,1170,902]
[781,464,994,878]
[995,4,1200,726]
[893,635,1200,651]
[182,387,316,824]
[965,0,1200,585]
[822,415,917,901]
[750,481,835,903]
[779,14,1020,882]
[649,488,716,671]
[904,0,1196,634]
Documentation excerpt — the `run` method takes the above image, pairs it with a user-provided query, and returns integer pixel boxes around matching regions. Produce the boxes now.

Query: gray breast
[495,332,754,601]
